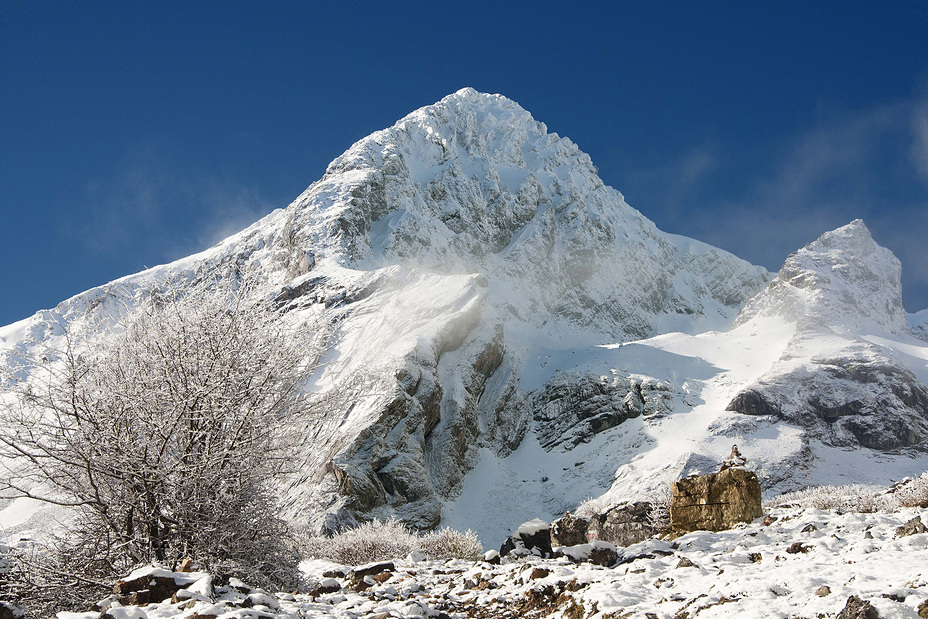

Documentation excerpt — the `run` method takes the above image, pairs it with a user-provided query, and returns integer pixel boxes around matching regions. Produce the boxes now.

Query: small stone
[310,578,342,596]
[816,585,832,597]
[786,542,811,554]
[895,516,927,538]
[864,531,874,539]
[762,515,778,526]
[322,568,348,578]
[802,523,818,533]
[529,567,551,580]
[676,557,697,569]
[748,552,762,563]
[837,595,880,619]
[483,549,501,565]
[351,561,395,580]
[371,571,392,583]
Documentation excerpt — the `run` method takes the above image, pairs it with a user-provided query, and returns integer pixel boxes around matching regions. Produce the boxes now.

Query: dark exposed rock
[350,561,395,580]
[587,501,657,547]
[816,585,832,597]
[786,542,811,554]
[533,372,676,450]
[676,557,697,568]
[670,468,763,535]
[550,512,590,547]
[726,389,780,416]
[500,519,553,558]
[895,515,926,538]
[555,541,619,566]
[0,604,22,619]
[837,595,880,619]
[727,340,928,453]
[113,570,198,603]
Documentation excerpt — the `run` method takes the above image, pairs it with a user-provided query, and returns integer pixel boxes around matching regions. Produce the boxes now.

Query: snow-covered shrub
[418,527,483,561]
[301,519,483,565]
[647,486,672,533]
[302,518,418,565]
[887,472,928,508]
[574,495,610,519]
[766,484,890,512]
[765,475,928,513]
[0,272,327,593]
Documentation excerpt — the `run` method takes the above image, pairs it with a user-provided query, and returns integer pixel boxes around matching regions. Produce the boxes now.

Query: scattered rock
[322,568,348,578]
[816,585,832,597]
[350,561,395,580]
[0,603,24,619]
[483,549,501,564]
[837,595,880,619]
[676,557,697,569]
[529,567,551,580]
[864,531,874,539]
[918,599,928,619]
[501,518,553,558]
[786,542,811,554]
[802,523,818,533]
[762,515,779,526]
[551,512,590,546]
[587,502,657,546]
[748,552,762,563]
[670,468,763,534]
[371,571,392,583]
[895,516,926,538]
[556,541,619,567]
[113,568,197,603]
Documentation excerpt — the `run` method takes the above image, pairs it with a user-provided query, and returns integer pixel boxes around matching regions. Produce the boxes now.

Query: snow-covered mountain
[2,89,927,545]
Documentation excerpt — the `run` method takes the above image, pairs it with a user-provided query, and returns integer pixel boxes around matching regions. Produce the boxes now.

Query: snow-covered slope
[3,90,928,546]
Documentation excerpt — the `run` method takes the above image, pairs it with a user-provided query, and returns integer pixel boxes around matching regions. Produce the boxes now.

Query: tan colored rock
[670,467,763,535]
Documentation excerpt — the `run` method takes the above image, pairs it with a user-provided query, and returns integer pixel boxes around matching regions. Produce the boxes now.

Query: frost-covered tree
[0,272,327,588]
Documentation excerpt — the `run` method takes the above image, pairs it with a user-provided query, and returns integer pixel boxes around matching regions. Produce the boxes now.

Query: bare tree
[0,272,328,592]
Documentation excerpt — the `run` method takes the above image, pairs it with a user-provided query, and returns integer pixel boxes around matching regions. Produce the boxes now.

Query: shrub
[766,473,928,513]
[0,271,326,594]
[301,518,483,565]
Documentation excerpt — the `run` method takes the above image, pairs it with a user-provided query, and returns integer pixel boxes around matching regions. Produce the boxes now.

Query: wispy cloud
[627,94,928,311]
[65,146,278,268]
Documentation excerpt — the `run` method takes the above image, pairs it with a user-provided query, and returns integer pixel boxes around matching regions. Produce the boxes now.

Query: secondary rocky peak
[735,219,907,334]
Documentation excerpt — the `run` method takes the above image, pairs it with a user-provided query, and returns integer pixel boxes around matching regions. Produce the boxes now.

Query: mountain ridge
[2,90,927,545]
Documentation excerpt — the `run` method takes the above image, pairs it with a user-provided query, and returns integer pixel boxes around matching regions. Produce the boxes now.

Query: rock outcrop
[500,519,553,558]
[670,468,763,534]
[587,502,659,547]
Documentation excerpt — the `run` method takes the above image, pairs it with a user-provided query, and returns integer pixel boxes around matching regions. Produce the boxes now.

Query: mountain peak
[736,219,907,334]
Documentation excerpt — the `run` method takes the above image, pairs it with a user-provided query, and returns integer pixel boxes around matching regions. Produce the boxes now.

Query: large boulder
[670,468,763,534]
[550,512,590,546]
[500,518,553,558]
[588,502,658,547]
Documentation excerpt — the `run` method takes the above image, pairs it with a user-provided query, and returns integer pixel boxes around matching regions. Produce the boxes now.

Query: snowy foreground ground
[54,506,928,619]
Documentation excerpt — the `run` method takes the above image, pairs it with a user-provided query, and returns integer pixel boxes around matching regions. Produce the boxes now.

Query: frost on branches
[0,271,329,595]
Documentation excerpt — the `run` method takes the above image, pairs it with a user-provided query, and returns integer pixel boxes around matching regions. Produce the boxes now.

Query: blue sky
[2,1,927,325]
